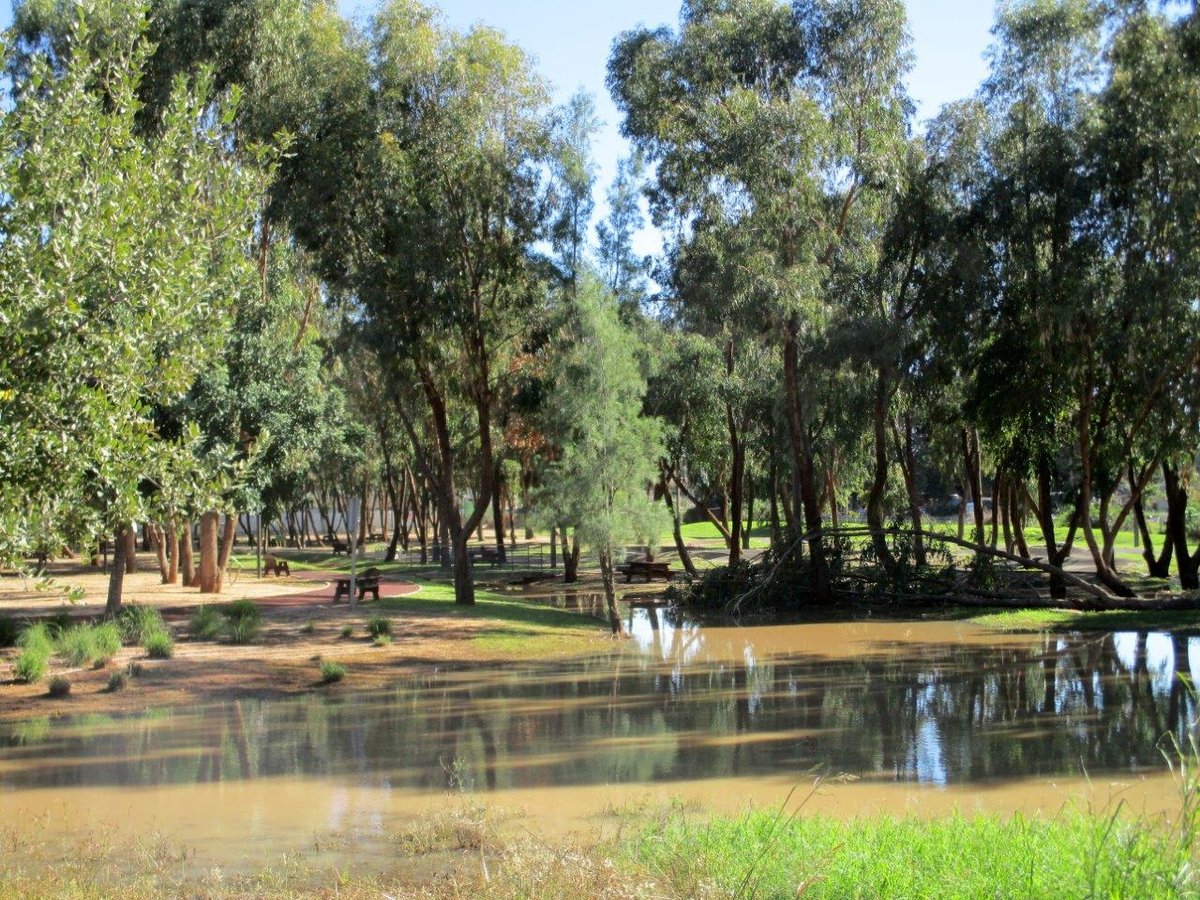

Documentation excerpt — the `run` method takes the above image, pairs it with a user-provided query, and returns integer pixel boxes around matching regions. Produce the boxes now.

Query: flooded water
[2,613,1198,870]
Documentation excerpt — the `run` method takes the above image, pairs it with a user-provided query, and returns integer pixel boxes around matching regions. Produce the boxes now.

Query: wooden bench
[330,539,350,556]
[333,567,381,603]
[617,560,673,583]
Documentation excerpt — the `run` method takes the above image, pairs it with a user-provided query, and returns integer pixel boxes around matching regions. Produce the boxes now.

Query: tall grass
[188,605,222,640]
[220,599,262,644]
[116,605,166,645]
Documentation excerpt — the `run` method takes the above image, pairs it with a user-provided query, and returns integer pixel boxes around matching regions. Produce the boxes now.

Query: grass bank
[2,797,1196,899]
[970,607,1200,633]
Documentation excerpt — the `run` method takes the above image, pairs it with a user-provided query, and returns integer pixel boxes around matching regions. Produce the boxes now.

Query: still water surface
[2,612,1198,867]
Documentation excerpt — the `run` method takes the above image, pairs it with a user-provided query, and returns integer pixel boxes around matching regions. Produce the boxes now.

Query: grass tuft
[106,670,128,693]
[339,624,354,639]
[143,630,174,660]
[221,599,262,644]
[188,605,222,640]
[46,675,71,698]
[319,661,346,684]
[366,616,392,638]
[116,605,167,644]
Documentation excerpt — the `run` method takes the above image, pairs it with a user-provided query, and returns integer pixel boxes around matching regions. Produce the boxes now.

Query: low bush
[93,623,122,662]
[18,622,54,655]
[221,599,262,644]
[46,676,71,698]
[117,605,166,644]
[56,625,99,668]
[373,634,392,647]
[319,661,346,684]
[13,646,49,683]
[300,619,316,634]
[106,670,128,692]
[340,625,354,639]
[188,605,222,640]
[143,630,174,659]
[367,616,392,638]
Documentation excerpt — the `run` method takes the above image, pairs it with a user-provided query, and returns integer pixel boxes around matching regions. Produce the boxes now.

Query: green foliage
[143,630,174,660]
[366,616,391,638]
[188,605,223,641]
[55,625,101,668]
[372,633,392,647]
[319,661,346,684]
[0,7,267,564]
[339,624,354,639]
[14,645,50,683]
[627,807,1197,899]
[46,676,71,699]
[300,619,316,634]
[116,605,166,645]
[17,623,54,655]
[220,599,262,644]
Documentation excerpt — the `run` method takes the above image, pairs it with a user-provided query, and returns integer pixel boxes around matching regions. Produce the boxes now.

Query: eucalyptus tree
[596,152,654,316]
[0,13,264,612]
[609,0,912,601]
[331,1,555,606]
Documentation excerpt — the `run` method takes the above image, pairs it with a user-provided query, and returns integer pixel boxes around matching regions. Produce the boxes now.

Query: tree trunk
[198,511,219,593]
[166,513,179,584]
[743,471,754,552]
[1164,461,1199,589]
[124,526,138,573]
[564,531,581,583]
[783,325,830,601]
[150,524,169,584]
[769,460,783,552]
[598,548,624,637]
[896,414,925,566]
[661,473,697,576]
[1133,462,1172,579]
[180,519,196,587]
[550,525,558,570]
[492,462,506,563]
[213,513,236,594]
[867,366,895,570]
[106,526,128,616]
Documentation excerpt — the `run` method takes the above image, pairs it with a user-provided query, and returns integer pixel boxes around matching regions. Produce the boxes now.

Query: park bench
[617,560,673,583]
[263,555,290,577]
[330,539,350,556]
[332,567,381,603]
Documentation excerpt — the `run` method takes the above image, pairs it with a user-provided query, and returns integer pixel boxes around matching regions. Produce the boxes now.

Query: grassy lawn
[970,607,1200,633]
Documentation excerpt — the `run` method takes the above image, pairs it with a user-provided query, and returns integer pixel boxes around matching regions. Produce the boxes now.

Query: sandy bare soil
[0,555,610,722]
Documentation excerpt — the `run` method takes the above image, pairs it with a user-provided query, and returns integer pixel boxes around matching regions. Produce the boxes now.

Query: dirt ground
[0,555,610,723]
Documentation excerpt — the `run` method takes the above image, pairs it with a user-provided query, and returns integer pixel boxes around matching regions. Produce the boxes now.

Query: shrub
[117,605,166,644]
[221,599,262,644]
[373,634,392,647]
[14,646,49,683]
[143,630,174,659]
[300,619,315,634]
[0,617,19,647]
[93,623,122,663]
[188,605,222,641]
[340,625,354,639]
[106,670,128,692]
[319,661,346,684]
[367,616,392,638]
[18,622,54,655]
[47,676,71,698]
[56,625,99,668]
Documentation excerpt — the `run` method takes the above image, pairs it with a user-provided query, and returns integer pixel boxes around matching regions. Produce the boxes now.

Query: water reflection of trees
[1,631,1196,792]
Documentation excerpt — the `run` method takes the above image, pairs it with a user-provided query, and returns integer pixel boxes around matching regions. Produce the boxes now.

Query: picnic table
[332,567,381,603]
[617,560,673,583]
[470,546,502,566]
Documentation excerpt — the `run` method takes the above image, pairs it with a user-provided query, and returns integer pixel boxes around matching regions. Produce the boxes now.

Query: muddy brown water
[2,610,1198,873]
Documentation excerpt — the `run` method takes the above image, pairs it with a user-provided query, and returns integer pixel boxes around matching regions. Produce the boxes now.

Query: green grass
[116,605,167,645]
[625,807,1197,899]
[220,599,262,644]
[143,630,174,659]
[378,579,608,657]
[972,607,1200,633]
[319,661,346,683]
[366,616,391,638]
[188,605,223,640]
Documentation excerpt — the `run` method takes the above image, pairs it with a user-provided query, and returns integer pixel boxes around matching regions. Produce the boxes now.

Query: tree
[0,9,264,613]
[536,277,667,634]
